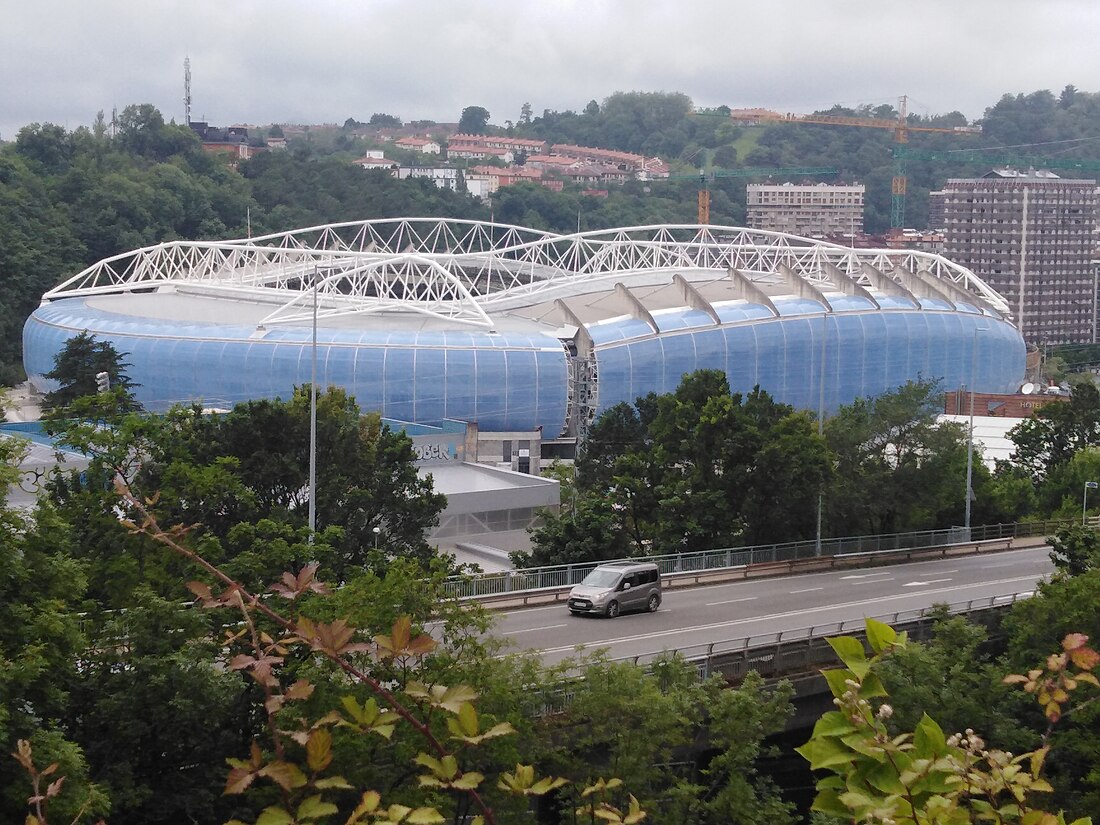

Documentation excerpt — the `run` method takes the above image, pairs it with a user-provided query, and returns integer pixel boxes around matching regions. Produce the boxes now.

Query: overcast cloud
[2,0,1099,140]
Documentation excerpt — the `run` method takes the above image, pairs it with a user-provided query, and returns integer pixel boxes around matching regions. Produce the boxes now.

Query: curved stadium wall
[24,220,1025,435]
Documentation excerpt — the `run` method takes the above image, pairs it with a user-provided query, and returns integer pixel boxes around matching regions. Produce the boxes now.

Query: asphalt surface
[487,547,1055,666]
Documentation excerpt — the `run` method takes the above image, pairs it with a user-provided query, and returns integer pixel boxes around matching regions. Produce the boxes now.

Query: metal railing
[445,520,1071,600]
[532,591,1034,718]
[608,590,1033,681]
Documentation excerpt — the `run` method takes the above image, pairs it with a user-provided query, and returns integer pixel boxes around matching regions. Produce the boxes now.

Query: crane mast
[728,96,981,234]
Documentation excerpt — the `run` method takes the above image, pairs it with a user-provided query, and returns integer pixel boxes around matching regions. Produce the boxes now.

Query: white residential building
[747,182,865,238]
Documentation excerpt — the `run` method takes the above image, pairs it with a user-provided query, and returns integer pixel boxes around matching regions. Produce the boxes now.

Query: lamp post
[307,268,319,544]
[963,326,989,534]
[815,310,828,556]
[1083,481,1098,526]
[373,525,381,549]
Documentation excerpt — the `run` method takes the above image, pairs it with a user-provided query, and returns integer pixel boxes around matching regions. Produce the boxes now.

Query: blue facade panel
[592,310,1025,416]
[24,297,1024,433]
[24,301,569,432]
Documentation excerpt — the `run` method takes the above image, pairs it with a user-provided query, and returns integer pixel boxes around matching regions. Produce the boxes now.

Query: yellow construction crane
[667,166,839,224]
[729,96,980,232]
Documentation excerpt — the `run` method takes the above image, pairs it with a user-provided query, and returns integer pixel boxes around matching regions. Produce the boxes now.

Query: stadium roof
[43,219,1012,334]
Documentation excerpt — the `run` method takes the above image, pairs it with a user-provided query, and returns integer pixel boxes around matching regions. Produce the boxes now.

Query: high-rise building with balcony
[746,182,864,239]
[942,169,1098,344]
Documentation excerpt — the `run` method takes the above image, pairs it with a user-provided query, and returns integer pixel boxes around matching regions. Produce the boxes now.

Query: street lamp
[963,326,990,534]
[1083,481,1098,526]
[307,268,319,544]
[373,525,381,549]
[815,310,828,556]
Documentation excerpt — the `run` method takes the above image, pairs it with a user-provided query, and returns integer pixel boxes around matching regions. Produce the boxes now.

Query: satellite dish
[1021,382,1035,395]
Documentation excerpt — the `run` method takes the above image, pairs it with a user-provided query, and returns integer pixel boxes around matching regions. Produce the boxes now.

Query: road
[487,547,1054,667]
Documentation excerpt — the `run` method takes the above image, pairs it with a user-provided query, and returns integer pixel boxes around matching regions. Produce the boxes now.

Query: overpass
[488,541,1055,671]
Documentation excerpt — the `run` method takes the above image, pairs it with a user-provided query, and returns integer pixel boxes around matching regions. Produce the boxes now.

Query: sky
[3,0,1100,140]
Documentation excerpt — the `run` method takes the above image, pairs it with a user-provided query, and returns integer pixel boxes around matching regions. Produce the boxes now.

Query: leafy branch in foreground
[13,479,644,825]
[799,618,1098,824]
[12,739,101,825]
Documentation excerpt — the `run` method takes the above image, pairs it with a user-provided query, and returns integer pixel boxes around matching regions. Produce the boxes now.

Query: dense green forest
[3,373,1100,824]
[7,88,1100,382]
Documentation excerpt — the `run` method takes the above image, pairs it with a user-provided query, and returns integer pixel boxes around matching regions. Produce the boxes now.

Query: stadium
[24,218,1025,437]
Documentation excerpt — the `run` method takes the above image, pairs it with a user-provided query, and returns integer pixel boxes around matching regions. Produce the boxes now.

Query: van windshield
[580,569,621,588]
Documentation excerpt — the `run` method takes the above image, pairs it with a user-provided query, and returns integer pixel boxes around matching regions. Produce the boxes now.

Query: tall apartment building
[746,182,865,239]
[942,170,1098,344]
[927,190,946,230]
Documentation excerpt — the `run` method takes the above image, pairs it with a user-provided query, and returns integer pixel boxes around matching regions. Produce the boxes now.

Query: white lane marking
[903,578,954,587]
[705,596,758,607]
[791,587,823,593]
[533,575,1039,655]
[500,603,575,617]
[509,624,567,634]
[840,572,894,580]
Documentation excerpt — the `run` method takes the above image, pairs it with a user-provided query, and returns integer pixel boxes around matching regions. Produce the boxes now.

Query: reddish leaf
[186,581,213,601]
[45,777,65,798]
[224,766,256,795]
[286,680,315,701]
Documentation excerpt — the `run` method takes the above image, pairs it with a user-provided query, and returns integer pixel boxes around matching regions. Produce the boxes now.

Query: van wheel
[605,600,620,618]
[647,593,660,613]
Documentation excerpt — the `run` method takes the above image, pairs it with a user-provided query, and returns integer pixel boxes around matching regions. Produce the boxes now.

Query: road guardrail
[445,519,1074,604]
[458,533,1049,609]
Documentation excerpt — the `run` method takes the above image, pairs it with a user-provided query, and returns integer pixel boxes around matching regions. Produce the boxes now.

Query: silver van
[567,561,661,617]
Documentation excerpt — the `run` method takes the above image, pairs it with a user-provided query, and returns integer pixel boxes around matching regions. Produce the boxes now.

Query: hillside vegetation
[4,87,1100,381]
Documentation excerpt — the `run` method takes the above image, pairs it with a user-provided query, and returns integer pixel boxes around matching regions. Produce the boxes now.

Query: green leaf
[866,761,905,794]
[341,695,366,724]
[529,776,570,795]
[913,714,947,758]
[865,618,898,655]
[822,668,858,699]
[809,788,852,816]
[796,736,857,771]
[857,672,889,699]
[306,728,333,772]
[437,684,479,713]
[841,732,887,762]
[451,772,485,790]
[827,636,870,678]
[314,775,354,789]
[255,806,294,825]
[413,753,443,775]
[405,809,446,825]
[457,702,478,736]
[297,794,339,821]
[811,710,858,738]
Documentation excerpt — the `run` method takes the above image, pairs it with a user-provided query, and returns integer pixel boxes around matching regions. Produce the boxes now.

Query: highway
[488,547,1054,667]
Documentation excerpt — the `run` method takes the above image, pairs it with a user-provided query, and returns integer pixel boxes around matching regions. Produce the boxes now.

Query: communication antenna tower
[184,57,192,126]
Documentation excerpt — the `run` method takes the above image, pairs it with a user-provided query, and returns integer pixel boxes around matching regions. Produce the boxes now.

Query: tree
[368,113,402,128]
[63,593,250,825]
[47,387,446,597]
[0,439,109,823]
[458,106,491,134]
[519,102,533,125]
[824,380,979,535]
[41,331,141,412]
[517,495,634,568]
[523,654,795,824]
[1047,524,1100,577]
[799,618,1098,824]
[1009,384,1100,482]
